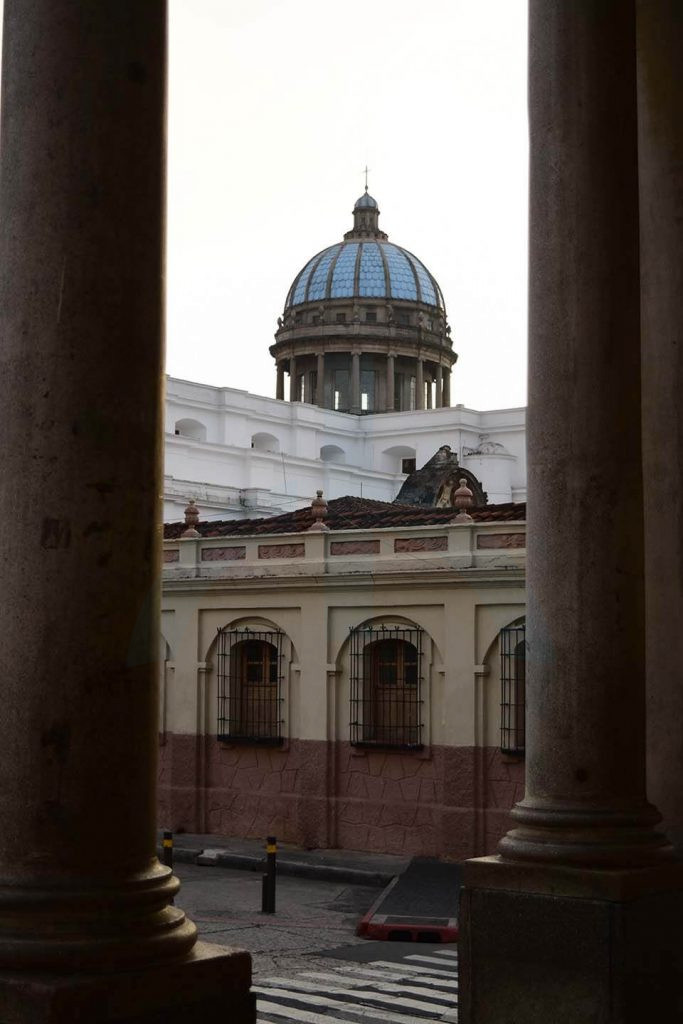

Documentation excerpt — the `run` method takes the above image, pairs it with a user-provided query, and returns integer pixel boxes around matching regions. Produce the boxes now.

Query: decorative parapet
[163,519,525,581]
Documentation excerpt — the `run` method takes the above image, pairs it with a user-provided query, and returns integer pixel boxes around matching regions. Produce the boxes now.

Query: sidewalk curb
[158,845,395,887]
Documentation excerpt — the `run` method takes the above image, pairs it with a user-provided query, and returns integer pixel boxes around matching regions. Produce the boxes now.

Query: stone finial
[181,499,200,538]
[308,489,329,532]
[453,478,474,523]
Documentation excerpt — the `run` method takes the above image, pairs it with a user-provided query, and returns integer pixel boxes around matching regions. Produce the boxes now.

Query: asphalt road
[174,862,446,981]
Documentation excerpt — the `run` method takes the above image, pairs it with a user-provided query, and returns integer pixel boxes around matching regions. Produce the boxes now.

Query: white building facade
[164,374,527,522]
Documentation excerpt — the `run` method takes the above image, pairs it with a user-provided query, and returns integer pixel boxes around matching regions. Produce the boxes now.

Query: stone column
[316,351,325,407]
[415,358,424,410]
[351,350,361,413]
[638,0,683,853]
[460,4,683,1020]
[0,2,254,1019]
[498,1,664,872]
[443,367,451,407]
[435,364,443,408]
[386,353,395,412]
[289,355,297,402]
[276,363,285,401]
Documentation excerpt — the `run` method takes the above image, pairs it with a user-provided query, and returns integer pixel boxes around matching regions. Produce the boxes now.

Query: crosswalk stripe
[324,963,458,991]
[254,989,442,1024]
[299,971,455,1004]
[425,949,459,959]
[369,960,457,980]
[405,954,462,967]
[256,978,447,1015]
[257,1006,351,1024]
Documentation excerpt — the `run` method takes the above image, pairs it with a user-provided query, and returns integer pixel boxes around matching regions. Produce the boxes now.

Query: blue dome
[285,240,445,310]
[354,191,378,209]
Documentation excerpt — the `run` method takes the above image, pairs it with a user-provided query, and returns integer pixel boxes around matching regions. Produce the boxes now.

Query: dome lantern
[345,187,387,240]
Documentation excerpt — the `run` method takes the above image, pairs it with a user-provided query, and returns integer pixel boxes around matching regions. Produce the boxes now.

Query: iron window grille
[500,623,526,755]
[350,625,424,749]
[217,628,284,745]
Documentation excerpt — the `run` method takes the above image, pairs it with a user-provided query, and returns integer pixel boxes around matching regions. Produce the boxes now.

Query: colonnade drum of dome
[270,189,457,414]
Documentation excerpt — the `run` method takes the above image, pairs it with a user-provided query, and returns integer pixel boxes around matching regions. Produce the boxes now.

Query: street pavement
[175,862,458,1022]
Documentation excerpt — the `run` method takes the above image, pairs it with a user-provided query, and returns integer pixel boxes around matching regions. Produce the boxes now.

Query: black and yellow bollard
[162,829,174,869]
[162,829,174,905]
[261,835,277,913]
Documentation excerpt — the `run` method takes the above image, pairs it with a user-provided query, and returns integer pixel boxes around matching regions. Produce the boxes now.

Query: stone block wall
[157,736,524,858]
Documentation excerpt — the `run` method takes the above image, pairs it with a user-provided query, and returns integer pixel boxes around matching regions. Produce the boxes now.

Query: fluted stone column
[0,2,254,1019]
[460,4,683,1020]
[289,355,297,402]
[443,367,451,407]
[386,353,395,412]
[415,359,424,410]
[435,364,443,408]
[638,0,683,854]
[351,350,360,413]
[316,352,325,407]
[276,363,285,401]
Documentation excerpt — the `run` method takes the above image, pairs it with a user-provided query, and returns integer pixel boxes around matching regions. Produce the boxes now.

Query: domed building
[270,189,457,413]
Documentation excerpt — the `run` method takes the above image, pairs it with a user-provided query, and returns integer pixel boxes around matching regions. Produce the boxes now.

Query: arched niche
[251,432,280,453]
[320,444,346,464]
[379,444,416,474]
[174,418,207,442]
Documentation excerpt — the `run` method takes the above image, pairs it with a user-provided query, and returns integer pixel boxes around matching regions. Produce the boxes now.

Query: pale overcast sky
[0,2,528,411]
[167,0,529,411]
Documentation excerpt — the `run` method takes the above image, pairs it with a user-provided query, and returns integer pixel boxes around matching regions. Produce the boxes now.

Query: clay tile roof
[163,496,526,539]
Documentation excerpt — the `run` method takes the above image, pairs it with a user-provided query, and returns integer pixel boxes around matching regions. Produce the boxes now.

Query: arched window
[500,622,526,755]
[350,625,423,748]
[217,629,283,744]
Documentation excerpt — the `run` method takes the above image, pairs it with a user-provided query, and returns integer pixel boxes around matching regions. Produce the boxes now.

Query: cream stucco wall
[160,521,526,749]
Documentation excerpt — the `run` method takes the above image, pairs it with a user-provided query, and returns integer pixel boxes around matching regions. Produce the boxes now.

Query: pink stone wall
[157,735,525,858]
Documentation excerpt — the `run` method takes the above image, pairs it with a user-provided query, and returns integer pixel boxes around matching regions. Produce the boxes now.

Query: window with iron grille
[350,626,423,748]
[500,623,526,755]
[217,628,284,745]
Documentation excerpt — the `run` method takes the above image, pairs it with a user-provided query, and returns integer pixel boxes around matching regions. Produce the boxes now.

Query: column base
[460,856,683,1023]
[0,941,254,1024]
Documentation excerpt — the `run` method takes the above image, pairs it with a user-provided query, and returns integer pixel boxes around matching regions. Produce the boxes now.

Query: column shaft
[415,359,424,410]
[443,367,451,407]
[289,356,297,402]
[435,364,443,408]
[499,0,667,867]
[351,351,360,413]
[276,364,285,401]
[638,0,683,851]
[460,6,683,1019]
[386,354,395,412]
[316,352,325,407]
[0,0,197,968]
